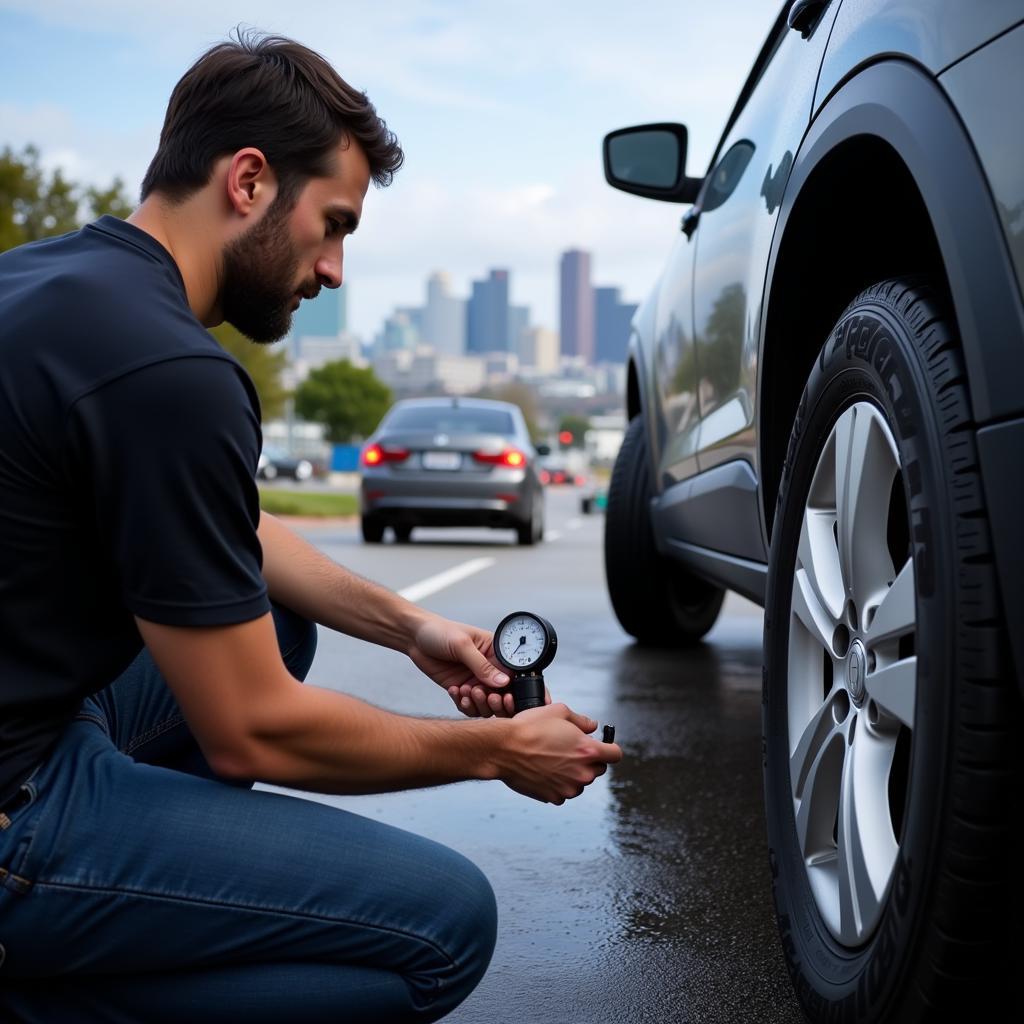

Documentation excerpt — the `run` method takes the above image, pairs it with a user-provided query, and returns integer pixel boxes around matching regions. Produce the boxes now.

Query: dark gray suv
[602,2,1023,1019]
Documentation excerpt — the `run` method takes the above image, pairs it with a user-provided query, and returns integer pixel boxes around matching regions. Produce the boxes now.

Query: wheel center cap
[847,639,868,705]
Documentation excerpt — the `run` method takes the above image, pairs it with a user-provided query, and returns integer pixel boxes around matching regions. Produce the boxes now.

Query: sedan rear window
[385,407,515,435]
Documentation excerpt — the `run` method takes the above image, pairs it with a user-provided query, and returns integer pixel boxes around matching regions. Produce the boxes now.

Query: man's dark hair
[141,30,403,205]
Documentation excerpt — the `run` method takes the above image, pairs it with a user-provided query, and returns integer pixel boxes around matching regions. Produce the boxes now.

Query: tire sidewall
[764,297,954,1018]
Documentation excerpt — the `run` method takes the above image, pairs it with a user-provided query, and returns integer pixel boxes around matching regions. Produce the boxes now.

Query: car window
[385,407,516,435]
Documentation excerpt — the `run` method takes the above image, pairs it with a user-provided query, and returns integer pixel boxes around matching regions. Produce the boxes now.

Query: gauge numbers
[498,613,548,669]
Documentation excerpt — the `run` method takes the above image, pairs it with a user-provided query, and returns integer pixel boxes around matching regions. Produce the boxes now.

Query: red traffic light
[558,430,573,445]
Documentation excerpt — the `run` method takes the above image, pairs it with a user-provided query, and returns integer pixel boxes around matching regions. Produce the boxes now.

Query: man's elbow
[202,729,274,783]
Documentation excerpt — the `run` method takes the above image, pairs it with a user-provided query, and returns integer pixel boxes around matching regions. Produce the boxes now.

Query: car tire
[763,278,1020,1021]
[604,415,724,644]
[361,515,385,544]
[393,524,413,543]
[517,498,542,546]
[262,463,277,481]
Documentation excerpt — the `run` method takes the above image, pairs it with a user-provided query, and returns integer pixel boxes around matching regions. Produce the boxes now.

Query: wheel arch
[758,58,1024,541]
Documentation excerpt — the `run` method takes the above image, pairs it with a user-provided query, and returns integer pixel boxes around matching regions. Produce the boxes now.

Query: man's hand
[493,703,623,804]
[408,615,532,718]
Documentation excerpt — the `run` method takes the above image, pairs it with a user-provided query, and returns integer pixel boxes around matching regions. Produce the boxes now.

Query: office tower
[466,269,510,354]
[290,283,347,359]
[508,305,530,357]
[559,249,594,362]
[519,326,559,374]
[423,271,466,355]
[594,286,638,364]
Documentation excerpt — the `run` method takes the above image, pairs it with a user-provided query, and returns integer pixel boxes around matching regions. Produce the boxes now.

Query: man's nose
[315,247,343,288]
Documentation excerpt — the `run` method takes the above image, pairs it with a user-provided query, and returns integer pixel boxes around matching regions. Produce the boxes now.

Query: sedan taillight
[473,447,527,468]
[362,443,409,467]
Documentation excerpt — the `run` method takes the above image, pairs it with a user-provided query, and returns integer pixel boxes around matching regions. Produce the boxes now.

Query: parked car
[257,445,315,482]
[359,397,544,544]
[602,2,1023,1019]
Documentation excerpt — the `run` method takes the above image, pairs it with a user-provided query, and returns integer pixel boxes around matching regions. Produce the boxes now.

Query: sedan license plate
[422,450,461,471]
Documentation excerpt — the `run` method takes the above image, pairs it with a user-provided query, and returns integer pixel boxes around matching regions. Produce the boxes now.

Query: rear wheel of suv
[763,278,1019,1021]
[604,415,724,645]
[361,515,385,544]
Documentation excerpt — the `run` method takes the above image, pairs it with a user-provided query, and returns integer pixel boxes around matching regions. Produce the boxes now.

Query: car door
[691,0,841,478]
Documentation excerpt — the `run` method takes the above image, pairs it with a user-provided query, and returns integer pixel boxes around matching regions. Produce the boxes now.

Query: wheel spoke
[792,567,837,653]
[834,405,899,617]
[864,656,917,730]
[865,557,915,646]
[797,509,845,625]
[836,722,899,943]
[791,698,844,857]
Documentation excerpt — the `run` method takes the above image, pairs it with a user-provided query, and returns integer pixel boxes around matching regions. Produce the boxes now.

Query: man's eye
[327,218,343,236]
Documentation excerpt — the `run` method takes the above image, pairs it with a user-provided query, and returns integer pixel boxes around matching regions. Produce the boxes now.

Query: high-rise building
[377,312,418,352]
[466,269,510,353]
[291,283,347,358]
[508,305,530,356]
[422,271,466,355]
[594,286,638,364]
[519,326,559,374]
[559,249,594,363]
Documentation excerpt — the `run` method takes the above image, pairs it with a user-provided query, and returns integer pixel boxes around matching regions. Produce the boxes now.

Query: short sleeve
[66,355,272,626]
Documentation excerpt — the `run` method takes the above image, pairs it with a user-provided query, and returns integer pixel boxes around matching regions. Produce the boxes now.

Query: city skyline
[322,248,639,365]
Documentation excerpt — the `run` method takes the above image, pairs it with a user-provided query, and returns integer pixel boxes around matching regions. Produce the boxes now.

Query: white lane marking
[398,557,496,603]
[566,518,582,529]
[546,530,562,542]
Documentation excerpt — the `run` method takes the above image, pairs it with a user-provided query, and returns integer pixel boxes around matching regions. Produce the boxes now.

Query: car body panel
[815,0,1024,112]
[940,21,1024,312]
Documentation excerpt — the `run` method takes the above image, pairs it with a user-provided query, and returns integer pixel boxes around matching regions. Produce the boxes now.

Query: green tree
[85,178,133,220]
[208,323,289,422]
[0,144,133,253]
[293,360,392,443]
[487,378,544,438]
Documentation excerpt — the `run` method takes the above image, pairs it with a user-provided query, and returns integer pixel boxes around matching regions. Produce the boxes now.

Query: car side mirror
[536,444,552,456]
[603,123,703,204]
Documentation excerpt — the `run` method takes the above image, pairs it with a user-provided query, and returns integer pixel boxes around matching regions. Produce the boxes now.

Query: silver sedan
[359,397,544,545]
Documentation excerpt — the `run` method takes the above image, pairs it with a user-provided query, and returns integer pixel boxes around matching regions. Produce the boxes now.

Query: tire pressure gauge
[493,611,617,743]
[494,611,557,713]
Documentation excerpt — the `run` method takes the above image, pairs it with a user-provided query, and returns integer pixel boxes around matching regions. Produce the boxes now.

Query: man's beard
[221,199,313,345]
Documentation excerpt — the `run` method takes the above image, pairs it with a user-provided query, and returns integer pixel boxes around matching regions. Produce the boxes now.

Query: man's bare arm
[135,613,621,803]
[258,510,423,652]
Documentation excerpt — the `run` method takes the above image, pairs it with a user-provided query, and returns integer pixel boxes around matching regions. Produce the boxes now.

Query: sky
[0,1,782,342]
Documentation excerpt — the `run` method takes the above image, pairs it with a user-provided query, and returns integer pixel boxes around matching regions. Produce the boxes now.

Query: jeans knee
[423,857,497,1020]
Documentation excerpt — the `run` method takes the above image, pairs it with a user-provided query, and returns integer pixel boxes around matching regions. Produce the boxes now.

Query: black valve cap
[602,724,616,744]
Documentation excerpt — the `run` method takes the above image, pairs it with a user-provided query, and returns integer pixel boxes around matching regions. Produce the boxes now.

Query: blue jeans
[0,604,497,1023]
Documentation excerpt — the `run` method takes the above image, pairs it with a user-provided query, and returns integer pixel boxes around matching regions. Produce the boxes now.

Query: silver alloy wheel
[787,401,916,946]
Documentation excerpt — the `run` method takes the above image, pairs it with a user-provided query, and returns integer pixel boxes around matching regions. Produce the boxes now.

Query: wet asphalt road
[265,488,805,1024]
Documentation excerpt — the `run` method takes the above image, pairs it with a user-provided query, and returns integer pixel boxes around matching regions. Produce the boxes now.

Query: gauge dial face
[497,613,549,670]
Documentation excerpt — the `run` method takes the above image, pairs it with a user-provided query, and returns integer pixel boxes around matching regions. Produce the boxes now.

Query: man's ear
[225,148,275,218]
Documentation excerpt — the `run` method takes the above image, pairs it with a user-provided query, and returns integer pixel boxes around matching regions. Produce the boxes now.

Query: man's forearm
[235,678,509,794]
[258,510,427,651]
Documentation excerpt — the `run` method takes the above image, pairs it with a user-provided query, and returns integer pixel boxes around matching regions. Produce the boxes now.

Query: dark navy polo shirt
[0,216,271,806]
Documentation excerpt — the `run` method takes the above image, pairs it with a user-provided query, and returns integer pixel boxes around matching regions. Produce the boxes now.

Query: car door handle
[788,0,829,38]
